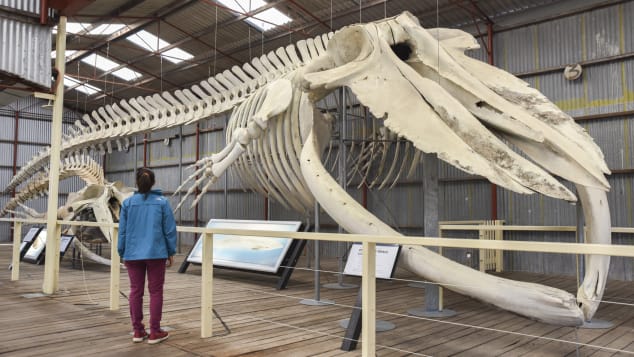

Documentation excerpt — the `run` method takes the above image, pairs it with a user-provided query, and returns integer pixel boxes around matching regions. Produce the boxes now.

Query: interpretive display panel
[22,229,47,264]
[343,243,401,279]
[22,229,75,264]
[19,227,43,259]
[186,219,302,273]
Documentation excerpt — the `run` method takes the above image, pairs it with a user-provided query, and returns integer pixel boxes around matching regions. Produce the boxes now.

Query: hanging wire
[159,21,163,93]
[330,0,333,29]
[248,0,252,60]
[359,0,362,22]
[75,61,80,112]
[105,41,114,106]
[214,4,218,76]
[384,0,387,18]
[437,0,440,75]
[288,6,293,44]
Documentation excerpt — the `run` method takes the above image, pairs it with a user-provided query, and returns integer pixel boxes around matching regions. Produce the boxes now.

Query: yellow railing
[3,217,634,357]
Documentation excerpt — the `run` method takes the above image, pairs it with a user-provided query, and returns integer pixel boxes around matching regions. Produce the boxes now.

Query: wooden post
[11,222,22,281]
[495,220,504,272]
[201,232,214,338]
[361,241,376,357]
[42,16,67,295]
[110,226,120,310]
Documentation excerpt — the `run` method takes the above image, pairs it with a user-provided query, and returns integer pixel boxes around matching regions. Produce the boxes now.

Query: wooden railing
[440,220,505,272]
[3,217,634,357]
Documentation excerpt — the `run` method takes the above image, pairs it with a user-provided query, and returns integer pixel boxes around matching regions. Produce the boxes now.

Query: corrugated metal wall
[491,2,634,279]
[1,2,633,281]
[0,0,51,88]
[0,96,84,241]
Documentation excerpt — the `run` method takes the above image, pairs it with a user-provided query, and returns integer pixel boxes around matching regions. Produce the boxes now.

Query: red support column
[194,123,200,228]
[487,22,498,220]
[11,111,19,220]
[143,133,148,167]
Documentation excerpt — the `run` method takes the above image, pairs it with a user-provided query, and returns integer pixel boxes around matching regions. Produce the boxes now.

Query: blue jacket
[117,189,177,261]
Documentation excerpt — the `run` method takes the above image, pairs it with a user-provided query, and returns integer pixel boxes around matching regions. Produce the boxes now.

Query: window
[81,54,142,81]
[216,0,291,31]
[63,75,101,96]
[126,30,194,64]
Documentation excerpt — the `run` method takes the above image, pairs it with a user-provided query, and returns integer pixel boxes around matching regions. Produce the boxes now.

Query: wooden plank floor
[1,245,634,356]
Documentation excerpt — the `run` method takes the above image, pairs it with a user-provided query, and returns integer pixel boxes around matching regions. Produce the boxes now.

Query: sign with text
[343,243,400,279]
[187,219,301,273]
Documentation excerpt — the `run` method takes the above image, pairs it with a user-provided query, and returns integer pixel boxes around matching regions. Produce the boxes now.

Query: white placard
[343,243,400,279]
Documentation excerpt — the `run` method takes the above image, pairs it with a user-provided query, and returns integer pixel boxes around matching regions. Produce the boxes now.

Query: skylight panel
[88,24,127,35]
[81,54,142,81]
[63,75,101,96]
[217,0,267,12]
[247,8,291,31]
[126,30,193,64]
[53,22,90,34]
[163,48,194,63]
[50,50,77,59]
[216,0,291,31]
[112,67,143,81]
[82,54,118,71]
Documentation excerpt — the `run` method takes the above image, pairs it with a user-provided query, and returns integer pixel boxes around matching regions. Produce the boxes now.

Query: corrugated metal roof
[2,0,617,112]
[0,17,51,87]
[0,0,41,15]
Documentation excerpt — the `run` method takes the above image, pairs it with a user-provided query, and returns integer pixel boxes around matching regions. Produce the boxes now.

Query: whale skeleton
[4,153,133,266]
[3,12,611,326]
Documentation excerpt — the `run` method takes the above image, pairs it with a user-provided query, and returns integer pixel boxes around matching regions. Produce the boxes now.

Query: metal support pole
[324,87,357,290]
[178,126,183,253]
[42,16,67,294]
[408,153,456,318]
[300,202,333,306]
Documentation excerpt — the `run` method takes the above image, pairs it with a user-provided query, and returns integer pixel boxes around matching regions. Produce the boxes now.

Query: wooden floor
[2,246,634,356]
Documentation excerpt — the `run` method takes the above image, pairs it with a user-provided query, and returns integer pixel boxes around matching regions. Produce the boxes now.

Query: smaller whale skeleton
[3,153,133,266]
[3,12,612,326]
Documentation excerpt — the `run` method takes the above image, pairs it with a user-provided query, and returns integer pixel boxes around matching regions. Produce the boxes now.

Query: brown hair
[136,167,155,198]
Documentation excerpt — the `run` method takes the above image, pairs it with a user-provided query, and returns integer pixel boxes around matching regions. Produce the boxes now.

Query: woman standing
[118,168,177,344]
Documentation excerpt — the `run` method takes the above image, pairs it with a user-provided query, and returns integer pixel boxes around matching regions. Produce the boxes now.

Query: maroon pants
[125,259,166,334]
